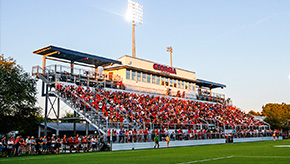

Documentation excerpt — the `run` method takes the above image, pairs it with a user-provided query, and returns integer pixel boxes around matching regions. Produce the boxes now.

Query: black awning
[33,45,122,67]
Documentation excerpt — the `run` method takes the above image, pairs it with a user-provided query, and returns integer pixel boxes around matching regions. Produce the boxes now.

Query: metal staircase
[49,90,106,135]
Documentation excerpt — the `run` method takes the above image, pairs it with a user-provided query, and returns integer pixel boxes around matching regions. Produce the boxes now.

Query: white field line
[236,156,290,159]
[178,156,233,164]
[273,145,290,147]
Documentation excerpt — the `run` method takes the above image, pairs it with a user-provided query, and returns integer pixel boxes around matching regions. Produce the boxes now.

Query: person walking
[154,134,160,149]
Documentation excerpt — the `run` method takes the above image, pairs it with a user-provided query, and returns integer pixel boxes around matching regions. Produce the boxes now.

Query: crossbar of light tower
[127,0,143,57]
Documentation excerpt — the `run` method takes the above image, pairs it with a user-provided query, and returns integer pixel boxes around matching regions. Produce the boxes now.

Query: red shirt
[68,138,74,146]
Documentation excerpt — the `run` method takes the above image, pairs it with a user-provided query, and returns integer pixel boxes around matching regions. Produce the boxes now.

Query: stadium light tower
[167,46,173,67]
[126,0,143,58]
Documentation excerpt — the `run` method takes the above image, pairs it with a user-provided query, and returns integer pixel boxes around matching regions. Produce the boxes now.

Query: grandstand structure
[32,45,271,149]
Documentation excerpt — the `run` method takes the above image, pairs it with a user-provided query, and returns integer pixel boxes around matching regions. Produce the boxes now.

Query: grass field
[1,139,290,164]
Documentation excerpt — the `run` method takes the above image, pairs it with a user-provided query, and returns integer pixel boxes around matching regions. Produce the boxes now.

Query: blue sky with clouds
[1,0,290,113]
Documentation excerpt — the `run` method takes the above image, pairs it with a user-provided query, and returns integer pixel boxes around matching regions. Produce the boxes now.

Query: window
[174,79,177,88]
[178,80,181,88]
[152,75,156,84]
[185,82,188,89]
[189,83,192,90]
[156,76,160,85]
[165,78,169,86]
[161,77,165,85]
[126,70,130,79]
[170,79,173,87]
[147,74,151,83]
[142,73,146,82]
[137,72,141,81]
[182,81,184,89]
[132,71,136,80]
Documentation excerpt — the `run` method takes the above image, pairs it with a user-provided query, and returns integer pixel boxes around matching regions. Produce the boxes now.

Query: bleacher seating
[55,83,268,132]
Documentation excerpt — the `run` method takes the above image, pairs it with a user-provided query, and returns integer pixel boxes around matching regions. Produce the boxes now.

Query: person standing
[91,136,97,152]
[7,137,14,157]
[36,137,43,155]
[0,137,4,155]
[1,137,7,157]
[42,136,47,153]
[25,136,31,155]
[62,135,68,153]
[68,136,74,153]
[30,136,36,155]
[166,135,170,148]
[154,134,160,149]
[82,136,88,152]
[14,136,20,156]
[19,137,25,155]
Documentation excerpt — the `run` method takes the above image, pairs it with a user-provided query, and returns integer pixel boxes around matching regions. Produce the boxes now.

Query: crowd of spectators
[0,129,282,158]
[56,83,267,131]
[0,134,109,157]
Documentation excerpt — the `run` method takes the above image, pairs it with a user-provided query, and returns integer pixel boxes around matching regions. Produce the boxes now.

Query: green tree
[262,103,290,130]
[0,55,41,136]
[248,110,262,116]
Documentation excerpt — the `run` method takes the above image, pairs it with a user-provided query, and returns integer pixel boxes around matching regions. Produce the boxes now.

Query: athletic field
[1,139,290,164]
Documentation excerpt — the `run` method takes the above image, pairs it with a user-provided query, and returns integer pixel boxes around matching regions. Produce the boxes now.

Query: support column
[74,112,77,136]
[56,98,60,137]
[86,121,89,136]
[44,84,49,136]
[70,61,74,74]
[43,56,46,74]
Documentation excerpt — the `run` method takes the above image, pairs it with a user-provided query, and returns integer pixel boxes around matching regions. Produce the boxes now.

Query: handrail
[49,90,106,135]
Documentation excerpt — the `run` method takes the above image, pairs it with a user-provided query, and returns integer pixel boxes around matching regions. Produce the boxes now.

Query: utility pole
[167,46,173,67]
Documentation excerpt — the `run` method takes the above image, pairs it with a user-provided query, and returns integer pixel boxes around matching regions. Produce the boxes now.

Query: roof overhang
[33,45,122,67]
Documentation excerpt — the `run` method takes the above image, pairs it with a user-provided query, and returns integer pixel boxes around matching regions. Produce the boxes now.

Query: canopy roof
[40,123,97,132]
[196,79,226,89]
[33,45,122,67]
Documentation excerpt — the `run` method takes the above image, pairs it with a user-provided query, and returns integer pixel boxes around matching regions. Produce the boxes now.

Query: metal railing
[108,131,278,144]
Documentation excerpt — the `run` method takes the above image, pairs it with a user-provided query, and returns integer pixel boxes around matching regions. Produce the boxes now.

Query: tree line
[249,103,290,130]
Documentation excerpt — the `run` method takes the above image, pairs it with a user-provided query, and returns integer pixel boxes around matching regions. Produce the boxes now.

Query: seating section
[56,83,266,131]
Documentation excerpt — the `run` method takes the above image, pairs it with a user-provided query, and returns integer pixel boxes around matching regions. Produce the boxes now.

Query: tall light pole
[127,0,143,58]
[167,46,173,67]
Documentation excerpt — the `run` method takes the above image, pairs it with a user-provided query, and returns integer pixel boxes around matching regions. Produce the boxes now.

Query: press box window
[147,74,151,83]
[142,73,146,82]
[156,76,160,85]
[152,75,156,84]
[137,72,141,81]
[132,71,136,81]
[126,70,131,79]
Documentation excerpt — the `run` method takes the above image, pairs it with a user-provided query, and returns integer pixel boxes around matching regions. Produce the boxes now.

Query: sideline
[0,149,152,162]
[178,156,233,164]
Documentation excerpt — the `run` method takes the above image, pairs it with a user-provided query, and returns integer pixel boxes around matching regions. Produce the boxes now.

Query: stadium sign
[153,63,177,74]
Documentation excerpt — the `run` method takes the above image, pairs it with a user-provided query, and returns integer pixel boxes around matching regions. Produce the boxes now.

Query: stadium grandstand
[32,45,272,150]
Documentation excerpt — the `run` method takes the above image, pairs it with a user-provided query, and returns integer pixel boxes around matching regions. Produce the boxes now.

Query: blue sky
[1,0,290,113]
